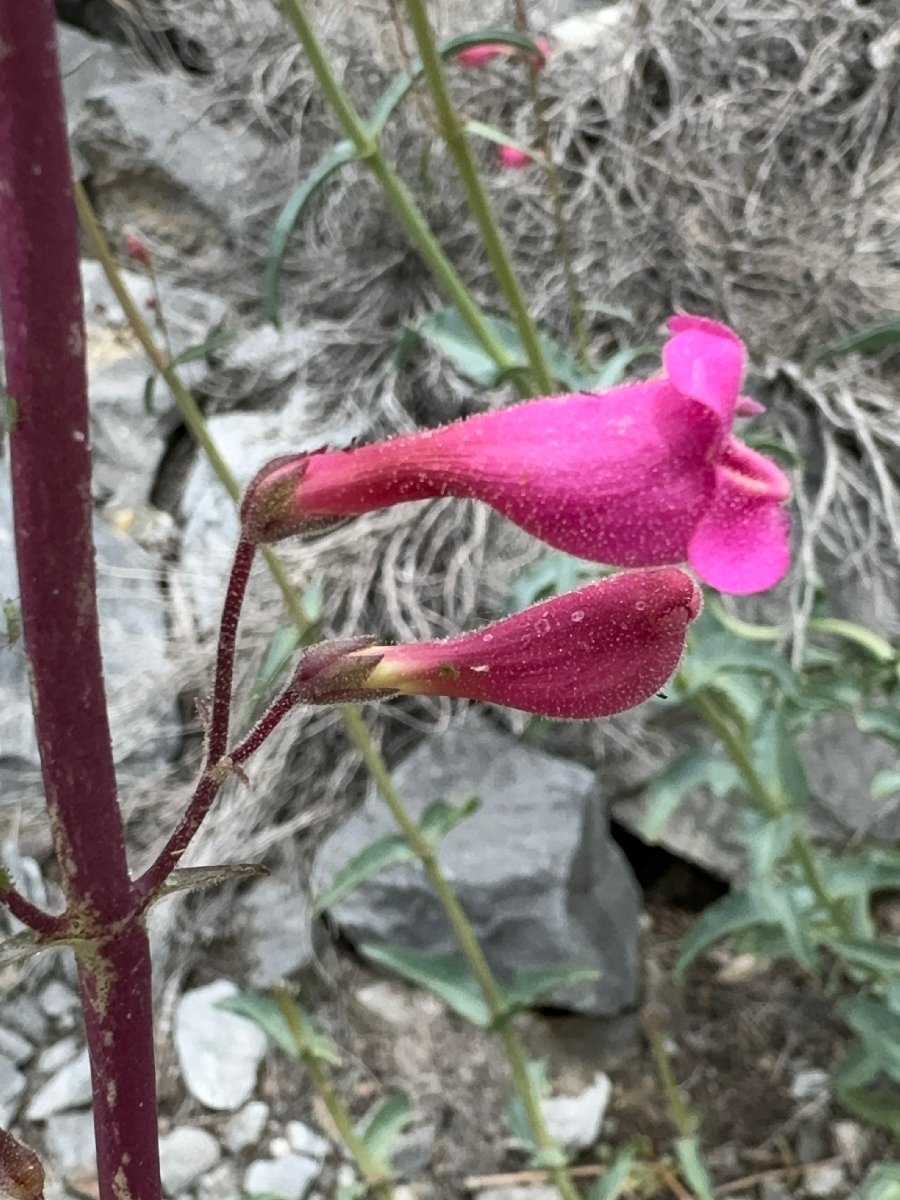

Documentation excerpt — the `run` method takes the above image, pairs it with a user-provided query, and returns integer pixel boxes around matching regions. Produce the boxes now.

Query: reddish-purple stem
[231,689,299,765]
[208,538,256,763]
[0,886,63,939]
[0,5,161,1197]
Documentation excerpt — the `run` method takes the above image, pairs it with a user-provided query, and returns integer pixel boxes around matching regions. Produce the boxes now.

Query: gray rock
[174,980,267,1111]
[243,1154,322,1200]
[80,258,228,514]
[220,325,321,389]
[831,1119,869,1171]
[0,1026,34,1066]
[40,982,79,1022]
[159,1127,221,1196]
[176,387,363,635]
[354,982,442,1029]
[197,1161,241,1200]
[0,459,180,782]
[540,1072,611,1151]
[313,718,642,1017]
[2,993,49,1043]
[804,1164,845,1198]
[476,1190,558,1200]
[242,877,315,988]
[56,24,133,177]
[791,1070,831,1102]
[37,1038,81,1074]
[0,1054,27,1126]
[223,1101,269,1154]
[44,1111,97,1175]
[802,713,900,840]
[391,1119,435,1181]
[27,1049,93,1121]
[285,1122,329,1161]
[73,74,268,262]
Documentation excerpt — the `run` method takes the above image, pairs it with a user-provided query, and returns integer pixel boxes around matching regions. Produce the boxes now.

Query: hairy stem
[401,0,555,393]
[0,6,160,1196]
[276,990,396,1200]
[342,706,578,1200]
[277,0,528,391]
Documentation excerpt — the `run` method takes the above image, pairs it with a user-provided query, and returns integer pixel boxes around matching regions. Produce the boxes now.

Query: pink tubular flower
[241,315,791,596]
[289,568,701,719]
[456,36,550,69]
[496,143,534,169]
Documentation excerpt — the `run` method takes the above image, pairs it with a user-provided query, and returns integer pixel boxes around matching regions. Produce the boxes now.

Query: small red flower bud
[124,232,152,268]
[496,143,534,169]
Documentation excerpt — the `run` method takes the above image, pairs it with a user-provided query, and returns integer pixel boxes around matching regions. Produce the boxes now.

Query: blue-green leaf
[676,891,768,978]
[674,1137,715,1200]
[265,140,357,326]
[358,1091,414,1165]
[359,944,489,1027]
[807,318,900,367]
[312,835,413,916]
[588,1145,637,1200]
[220,992,341,1064]
[640,749,739,843]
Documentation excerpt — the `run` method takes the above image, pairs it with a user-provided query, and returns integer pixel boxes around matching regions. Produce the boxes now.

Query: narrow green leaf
[807,617,897,664]
[417,307,600,391]
[464,118,546,166]
[219,993,342,1064]
[142,373,157,415]
[312,835,414,916]
[247,625,305,719]
[833,1080,900,1139]
[840,998,900,1079]
[359,943,489,1026]
[265,140,357,326]
[639,748,739,843]
[807,317,900,367]
[591,345,657,388]
[674,1137,715,1200]
[872,767,900,802]
[170,322,233,366]
[506,1058,548,1149]
[751,706,809,812]
[856,707,900,745]
[588,1145,637,1200]
[419,795,480,842]
[500,965,601,1018]
[359,1091,414,1165]
[832,937,900,977]
[676,891,767,978]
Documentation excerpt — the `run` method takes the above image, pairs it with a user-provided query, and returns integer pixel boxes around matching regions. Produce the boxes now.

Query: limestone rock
[174,980,267,1112]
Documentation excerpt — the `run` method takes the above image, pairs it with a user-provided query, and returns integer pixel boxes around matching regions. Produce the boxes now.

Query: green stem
[74,181,315,633]
[690,691,852,937]
[278,0,526,391]
[400,0,555,394]
[342,705,578,1200]
[511,0,592,368]
[276,991,396,1200]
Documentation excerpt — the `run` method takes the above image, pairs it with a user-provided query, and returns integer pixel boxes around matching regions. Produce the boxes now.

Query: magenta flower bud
[241,315,790,595]
[496,143,535,169]
[290,568,701,720]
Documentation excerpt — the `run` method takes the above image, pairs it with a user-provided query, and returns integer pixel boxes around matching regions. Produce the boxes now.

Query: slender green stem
[690,691,853,937]
[511,0,592,368]
[642,1009,696,1138]
[276,991,396,1200]
[343,705,578,1200]
[278,0,525,390]
[400,0,555,394]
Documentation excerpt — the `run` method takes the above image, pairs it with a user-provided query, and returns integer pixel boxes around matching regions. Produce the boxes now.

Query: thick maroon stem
[0,5,161,1198]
